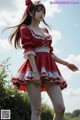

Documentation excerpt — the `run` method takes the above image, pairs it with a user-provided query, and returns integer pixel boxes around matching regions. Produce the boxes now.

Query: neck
[30,19,40,28]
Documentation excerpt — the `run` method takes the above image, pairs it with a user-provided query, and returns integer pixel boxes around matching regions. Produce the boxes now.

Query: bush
[71,109,80,118]
[0,58,54,120]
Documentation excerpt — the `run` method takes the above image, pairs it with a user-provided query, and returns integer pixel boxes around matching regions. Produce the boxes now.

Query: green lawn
[64,114,80,120]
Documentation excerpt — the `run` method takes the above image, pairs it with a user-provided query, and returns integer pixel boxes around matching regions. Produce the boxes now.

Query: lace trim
[23,50,36,58]
[23,24,52,40]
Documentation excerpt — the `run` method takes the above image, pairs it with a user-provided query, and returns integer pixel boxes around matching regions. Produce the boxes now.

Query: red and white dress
[12,24,67,92]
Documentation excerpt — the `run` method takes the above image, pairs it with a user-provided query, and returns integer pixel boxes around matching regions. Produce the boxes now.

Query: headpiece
[25,0,33,12]
[25,0,41,13]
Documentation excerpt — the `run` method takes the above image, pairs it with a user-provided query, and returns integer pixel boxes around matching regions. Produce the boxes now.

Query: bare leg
[44,81,65,120]
[26,82,41,120]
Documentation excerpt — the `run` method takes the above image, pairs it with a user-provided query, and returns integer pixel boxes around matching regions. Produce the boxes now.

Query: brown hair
[2,3,52,49]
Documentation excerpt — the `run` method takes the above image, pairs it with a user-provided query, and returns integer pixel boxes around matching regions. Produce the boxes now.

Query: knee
[32,106,41,115]
[55,105,65,114]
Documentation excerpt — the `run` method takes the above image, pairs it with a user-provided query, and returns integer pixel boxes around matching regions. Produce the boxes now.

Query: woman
[2,0,78,120]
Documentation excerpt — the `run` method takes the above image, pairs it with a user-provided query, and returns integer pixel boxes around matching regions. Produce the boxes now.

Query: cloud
[63,88,80,97]
[0,0,26,24]
[0,11,16,23]
[50,29,62,54]
[57,54,80,80]
[0,39,12,50]
[0,0,18,12]
[41,28,62,54]
[74,23,80,27]
[43,0,62,17]
[0,21,7,26]
[66,54,80,65]
[62,88,80,112]
[50,29,62,45]
[53,48,61,54]
[0,0,62,27]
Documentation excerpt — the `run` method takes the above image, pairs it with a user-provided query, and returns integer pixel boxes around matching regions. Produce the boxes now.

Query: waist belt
[34,47,50,53]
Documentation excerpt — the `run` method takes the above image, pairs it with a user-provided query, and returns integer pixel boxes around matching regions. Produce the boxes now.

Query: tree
[41,103,54,120]
[0,58,54,120]
[0,58,11,109]
[71,109,80,118]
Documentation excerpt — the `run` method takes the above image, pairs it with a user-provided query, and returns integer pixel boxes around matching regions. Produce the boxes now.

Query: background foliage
[0,58,80,120]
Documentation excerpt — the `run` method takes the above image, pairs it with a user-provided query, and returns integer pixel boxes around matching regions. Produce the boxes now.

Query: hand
[33,71,41,86]
[67,63,79,72]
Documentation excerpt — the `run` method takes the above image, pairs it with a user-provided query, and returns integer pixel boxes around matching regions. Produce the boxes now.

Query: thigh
[43,81,65,110]
[26,82,41,108]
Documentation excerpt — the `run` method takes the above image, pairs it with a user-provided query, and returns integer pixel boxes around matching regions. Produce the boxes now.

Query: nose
[40,11,44,15]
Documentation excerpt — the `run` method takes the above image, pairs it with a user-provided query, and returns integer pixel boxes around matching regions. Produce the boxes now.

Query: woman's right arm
[26,54,38,72]
[27,54,41,85]
[20,25,38,72]
[20,25,41,85]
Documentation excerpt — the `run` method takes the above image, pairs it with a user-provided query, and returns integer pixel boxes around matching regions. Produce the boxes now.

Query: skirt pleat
[12,52,67,92]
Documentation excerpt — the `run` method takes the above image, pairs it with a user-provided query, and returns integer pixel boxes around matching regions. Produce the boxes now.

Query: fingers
[75,66,79,70]
[33,80,41,86]
[69,66,79,72]
[68,64,79,72]
[72,65,79,71]
[33,72,41,85]
[74,68,79,71]
[72,69,78,72]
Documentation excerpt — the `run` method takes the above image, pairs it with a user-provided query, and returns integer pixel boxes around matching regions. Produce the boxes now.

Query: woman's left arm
[41,38,79,72]
[52,54,79,72]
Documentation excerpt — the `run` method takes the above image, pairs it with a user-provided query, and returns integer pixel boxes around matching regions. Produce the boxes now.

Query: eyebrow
[37,8,45,12]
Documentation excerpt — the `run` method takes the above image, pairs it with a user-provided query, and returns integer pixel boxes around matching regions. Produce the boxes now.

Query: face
[34,8,45,21]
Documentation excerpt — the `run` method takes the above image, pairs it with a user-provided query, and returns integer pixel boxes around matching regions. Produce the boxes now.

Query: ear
[29,11,34,17]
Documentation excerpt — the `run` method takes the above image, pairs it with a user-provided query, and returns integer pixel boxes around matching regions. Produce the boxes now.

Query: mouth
[40,17,43,19]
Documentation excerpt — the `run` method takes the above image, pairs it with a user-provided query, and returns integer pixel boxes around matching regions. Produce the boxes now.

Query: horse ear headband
[25,0,41,13]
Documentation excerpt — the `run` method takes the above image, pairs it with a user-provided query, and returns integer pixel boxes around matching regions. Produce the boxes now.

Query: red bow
[25,0,32,5]
[25,0,33,12]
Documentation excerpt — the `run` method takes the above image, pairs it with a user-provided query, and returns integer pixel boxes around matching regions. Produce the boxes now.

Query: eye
[37,10,40,12]
[42,11,45,14]
[37,9,45,14]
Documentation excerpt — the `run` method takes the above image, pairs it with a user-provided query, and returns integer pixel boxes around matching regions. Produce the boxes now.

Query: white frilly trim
[23,50,36,59]
[26,25,52,40]
[31,32,52,40]
[23,47,55,59]
[13,67,65,82]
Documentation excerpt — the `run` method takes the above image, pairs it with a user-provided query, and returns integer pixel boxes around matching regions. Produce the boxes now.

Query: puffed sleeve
[20,25,36,58]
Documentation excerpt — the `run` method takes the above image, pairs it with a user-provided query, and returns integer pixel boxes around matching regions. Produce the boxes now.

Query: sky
[0,0,80,113]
